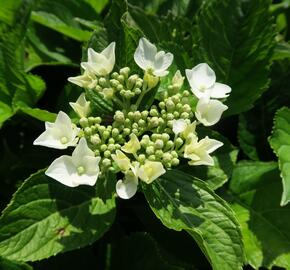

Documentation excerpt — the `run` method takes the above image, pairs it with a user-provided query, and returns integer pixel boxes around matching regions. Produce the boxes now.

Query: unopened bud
[172,158,180,166]
[80,117,89,128]
[155,139,164,149]
[102,158,111,167]
[120,67,130,77]
[91,135,101,145]
[148,155,156,161]
[99,77,107,87]
[146,146,155,155]
[104,150,111,158]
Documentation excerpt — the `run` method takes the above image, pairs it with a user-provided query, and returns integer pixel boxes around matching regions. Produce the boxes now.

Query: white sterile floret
[138,161,166,184]
[172,70,184,89]
[111,150,131,172]
[184,136,223,166]
[172,119,187,135]
[121,134,141,154]
[33,111,80,149]
[45,138,101,187]
[134,37,173,77]
[69,93,91,118]
[81,42,116,76]
[195,97,228,126]
[186,63,231,99]
[68,70,97,89]
[116,172,138,199]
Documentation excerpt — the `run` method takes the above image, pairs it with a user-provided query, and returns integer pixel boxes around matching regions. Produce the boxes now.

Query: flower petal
[153,52,173,76]
[72,137,94,164]
[116,175,138,199]
[134,37,156,71]
[172,119,187,135]
[210,82,231,99]
[45,156,78,187]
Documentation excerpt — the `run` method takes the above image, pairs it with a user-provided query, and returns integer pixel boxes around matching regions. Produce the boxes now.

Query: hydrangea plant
[34,38,230,199]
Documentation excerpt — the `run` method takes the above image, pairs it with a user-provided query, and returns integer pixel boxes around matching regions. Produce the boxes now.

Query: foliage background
[0,0,290,269]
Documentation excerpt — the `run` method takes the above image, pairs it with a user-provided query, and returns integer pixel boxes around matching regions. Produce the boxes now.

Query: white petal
[101,42,116,60]
[33,129,68,149]
[72,137,94,163]
[201,136,224,153]
[153,52,173,76]
[210,82,231,99]
[116,176,138,199]
[134,37,156,71]
[186,63,216,98]
[195,98,228,126]
[45,156,78,187]
[172,119,187,135]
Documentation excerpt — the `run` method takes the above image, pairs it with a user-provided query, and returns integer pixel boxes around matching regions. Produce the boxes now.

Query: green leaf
[269,107,290,206]
[229,161,290,269]
[109,232,183,270]
[143,170,244,270]
[0,102,14,128]
[197,0,275,116]
[31,0,100,41]
[0,170,116,262]
[0,257,32,270]
[272,41,290,61]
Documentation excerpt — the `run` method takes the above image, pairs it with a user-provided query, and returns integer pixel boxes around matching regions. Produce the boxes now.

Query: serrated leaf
[197,0,275,116]
[229,161,290,269]
[269,107,290,206]
[143,170,244,270]
[0,170,116,262]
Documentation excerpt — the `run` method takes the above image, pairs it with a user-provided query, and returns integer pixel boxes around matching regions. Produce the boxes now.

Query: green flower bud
[161,133,170,142]
[102,158,111,167]
[182,104,191,113]
[115,143,121,149]
[120,67,130,77]
[98,125,106,134]
[102,88,114,99]
[150,108,159,117]
[100,144,107,151]
[132,123,138,129]
[84,127,92,136]
[99,77,107,87]
[95,117,102,124]
[148,155,156,161]
[123,128,131,135]
[104,150,111,158]
[146,146,155,155]
[149,116,159,127]
[111,72,119,79]
[166,100,175,111]
[135,88,141,95]
[79,117,89,128]
[176,137,184,148]
[123,90,132,99]
[171,158,179,166]
[135,80,143,88]
[173,111,180,118]
[158,118,165,126]
[120,89,126,96]
[95,85,102,92]
[165,140,174,150]
[138,154,146,163]
[108,144,115,152]
[108,138,115,144]
[166,113,174,120]
[138,119,146,127]
[172,95,180,104]
[141,110,149,119]
[155,139,164,149]
[171,151,178,158]
[91,135,101,145]
[117,85,123,92]
[112,128,119,137]
[134,111,142,121]
[94,150,100,156]
[159,101,165,109]
[124,118,131,127]
[114,111,125,122]
[151,134,159,141]
[110,79,119,88]
[128,74,138,88]
[180,112,189,119]
[88,117,95,125]
[117,75,125,83]
[162,152,172,163]
[167,120,173,128]
[132,128,138,135]
[127,111,134,119]
[176,103,183,110]
[155,149,163,158]
[182,90,190,97]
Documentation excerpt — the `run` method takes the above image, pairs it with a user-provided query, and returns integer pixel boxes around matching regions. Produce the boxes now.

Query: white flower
[69,93,91,118]
[186,63,231,99]
[116,172,138,199]
[195,97,228,126]
[81,42,116,76]
[45,138,101,187]
[111,150,131,172]
[67,70,98,89]
[121,134,141,154]
[172,119,187,135]
[33,111,80,149]
[134,37,173,77]
[184,136,223,166]
[138,161,166,184]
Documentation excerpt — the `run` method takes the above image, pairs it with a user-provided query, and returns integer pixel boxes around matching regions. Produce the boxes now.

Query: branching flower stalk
[34,37,232,199]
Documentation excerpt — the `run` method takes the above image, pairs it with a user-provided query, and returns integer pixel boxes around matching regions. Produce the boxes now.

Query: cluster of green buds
[33,37,231,199]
